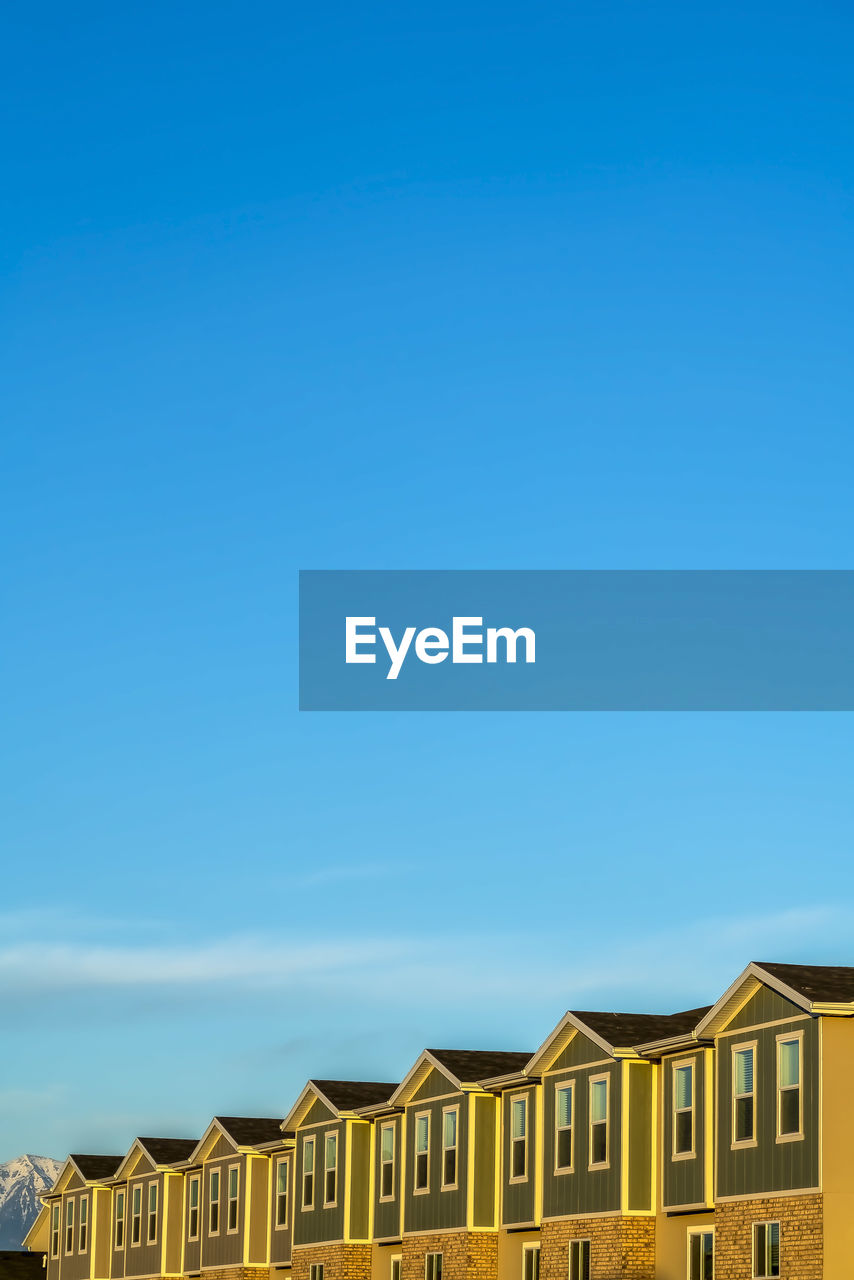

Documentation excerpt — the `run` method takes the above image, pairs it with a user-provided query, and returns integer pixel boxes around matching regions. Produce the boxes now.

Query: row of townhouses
[23,961,854,1280]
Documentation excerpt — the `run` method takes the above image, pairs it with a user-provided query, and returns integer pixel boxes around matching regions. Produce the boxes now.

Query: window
[209,1169,220,1235]
[415,1112,430,1191]
[688,1230,713,1280]
[442,1107,459,1189]
[188,1175,200,1241]
[51,1204,60,1259]
[390,1256,402,1280]
[310,1265,324,1280]
[569,1239,590,1280]
[510,1095,528,1180]
[733,1044,757,1144]
[380,1123,396,1200]
[754,1221,780,1278]
[302,1136,315,1209]
[147,1182,158,1244]
[275,1159,289,1229]
[673,1061,695,1156]
[64,1199,74,1255]
[777,1034,802,1138]
[78,1196,89,1252]
[131,1185,142,1245]
[523,1244,540,1280]
[227,1165,239,1232]
[115,1190,125,1250]
[324,1133,338,1206]
[588,1076,609,1167]
[555,1083,574,1171]
[425,1253,442,1280]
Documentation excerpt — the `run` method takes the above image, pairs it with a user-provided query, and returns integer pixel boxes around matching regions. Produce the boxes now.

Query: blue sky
[2,0,854,1162]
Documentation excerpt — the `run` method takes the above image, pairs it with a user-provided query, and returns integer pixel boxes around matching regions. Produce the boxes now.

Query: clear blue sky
[2,0,854,1162]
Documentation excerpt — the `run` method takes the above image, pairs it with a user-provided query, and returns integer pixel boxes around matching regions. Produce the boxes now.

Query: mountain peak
[0,1154,63,1250]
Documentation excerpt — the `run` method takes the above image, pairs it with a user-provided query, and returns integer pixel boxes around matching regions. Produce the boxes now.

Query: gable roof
[282,1080,398,1131]
[69,1155,123,1181]
[390,1048,532,1105]
[696,960,854,1037]
[527,1007,710,1072]
[756,962,854,1004]
[137,1138,199,1165]
[214,1117,286,1146]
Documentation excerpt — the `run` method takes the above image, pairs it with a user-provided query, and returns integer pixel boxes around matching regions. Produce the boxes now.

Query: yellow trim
[342,1120,352,1242]
[620,1061,629,1213]
[534,1083,543,1226]
[466,1095,475,1228]
[704,1047,714,1208]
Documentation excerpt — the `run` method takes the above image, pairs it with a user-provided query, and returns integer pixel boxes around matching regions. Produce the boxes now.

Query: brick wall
[401,1232,497,1280]
[199,1269,270,1280]
[541,1217,655,1280]
[714,1194,822,1280]
[292,1244,372,1280]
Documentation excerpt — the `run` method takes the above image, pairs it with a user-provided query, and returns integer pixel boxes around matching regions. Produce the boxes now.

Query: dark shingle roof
[427,1050,532,1081]
[214,1118,286,1146]
[0,1253,48,1280]
[70,1155,122,1180]
[310,1081,398,1110]
[757,961,854,1004]
[572,1008,711,1049]
[138,1138,198,1165]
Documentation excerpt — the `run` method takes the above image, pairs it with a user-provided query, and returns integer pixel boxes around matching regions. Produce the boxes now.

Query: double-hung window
[442,1107,459,1189]
[522,1244,539,1280]
[754,1221,780,1278]
[209,1170,220,1235]
[555,1083,573,1171]
[390,1256,402,1280]
[187,1175,200,1240]
[324,1133,338,1206]
[147,1183,158,1244]
[414,1113,430,1191]
[733,1044,757,1144]
[425,1253,442,1280]
[673,1061,695,1156]
[588,1076,609,1167]
[115,1191,125,1250]
[227,1165,239,1232]
[275,1158,289,1228]
[51,1204,60,1259]
[309,1265,324,1280]
[65,1199,75,1255]
[510,1095,527,1180]
[78,1196,88,1253]
[380,1123,396,1199]
[777,1034,802,1138]
[131,1185,142,1245]
[568,1239,590,1280]
[688,1229,713,1280]
[302,1137,315,1209]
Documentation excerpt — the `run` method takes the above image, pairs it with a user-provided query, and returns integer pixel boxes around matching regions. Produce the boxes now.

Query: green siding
[501,1087,537,1226]
[542,1062,621,1217]
[348,1122,371,1240]
[549,1031,607,1072]
[716,1015,819,1197]
[473,1094,496,1228]
[411,1069,457,1101]
[304,1096,337,1126]
[293,1122,347,1245]
[727,985,805,1031]
[373,1115,402,1242]
[403,1094,468,1232]
[627,1063,652,1212]
[200,1157,244,1269]
[661,1051,707,1209]
[269,1154,293,1265]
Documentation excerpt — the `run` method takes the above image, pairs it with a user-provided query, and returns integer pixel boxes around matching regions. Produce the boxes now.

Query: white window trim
[752,1220,781,1279]
[64,1198,75,1256]
[187,1174,200,1242]
[588,1074,610,1170]
[672,1058,696,1161]
[508,1093,528,1184]
[425,1252,443,1280]
[522,1242,540,1280]
[114,1189,125,1251]
[78,1195,89,1254]
[323,1131,339,1208]
[131,1183,142,1247]
[147,1181,158,1245]
[776,1030,804,1143]
[226,1163,240,1234]
[390,1254,402,1280]
[310,1264,325,1280]
[554,1079,575,1175]
[414,1110,431,1195]
[732,1040,758,1150]
[209,1169,221,1236]
[569,1237,591,1280]
[302,1135,316,1211]
[686,1226,714,1280]
[379,1121,396,1203]
[51,1204,60,1259]
[274,1157,289,1230]
[441,1105,460,1191]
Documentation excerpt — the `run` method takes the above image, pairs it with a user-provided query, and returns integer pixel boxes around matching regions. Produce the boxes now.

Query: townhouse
[22,960,854,1280]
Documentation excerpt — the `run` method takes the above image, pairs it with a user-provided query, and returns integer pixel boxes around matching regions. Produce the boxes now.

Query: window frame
[78,1195,89,1254]
[390,1255,402,1280]
[131,1184,142,1247]
[588,1074,610,1170]
[414,1110,431,1194]
[687,1227,714,1280]
[379,1121,396,1202]
[302,1135,316,1211]
[114,1189,125,1251]
[309,1265,325,1280]
[51,1203,60,1259]
[147,1181,158,1245]
[425,1252,443,1280]
[274,1157,289,1230]
[568,1238,591,1280]
[187,1174,200,1242]
[441,1105,460,1191]
[209,1168,221,1236]
[672,1058,696,1160]
[753,1220,781,1278]
[509,1093,528,1184]
[522,1242,540,1280]
[554,1080,575,1175]
[323,1131,339,1208]
[64,1198,75,1256]
[732,1041,758,1149]
[776,1030,804,1142]
[226,1163,240,1233]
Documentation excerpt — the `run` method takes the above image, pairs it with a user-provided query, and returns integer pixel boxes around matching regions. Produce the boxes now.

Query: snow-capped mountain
[0,1155,62,1250]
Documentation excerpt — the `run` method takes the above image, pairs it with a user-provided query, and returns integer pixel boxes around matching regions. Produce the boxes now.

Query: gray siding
[728,985,804,1031]
[270,1153,294,1265]
[662,1050,708,1209]
[501,1087,536,1226]
[200,1155,245,1268]
[542,1061,622,1218]
[372,1116,402,1242]
[403,1095,468,1233]
[182,1169,202,1274]
[124,1174,163,1279]
[716,1014,819,1197]
[293,1121,347,1245]
[54,1189,91,1280]
[411,1069,457,1102]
